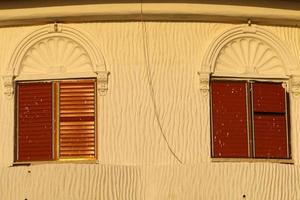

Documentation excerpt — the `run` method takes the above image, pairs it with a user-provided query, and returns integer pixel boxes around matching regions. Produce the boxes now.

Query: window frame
[14,77,98,164]
[210,76,292,162]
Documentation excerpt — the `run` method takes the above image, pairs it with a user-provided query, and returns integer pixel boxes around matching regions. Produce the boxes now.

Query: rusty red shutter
[17,82,53,161]
[254,115,288,158]
[253,82,286,113]
[211,81,249,158]
[59,79,96,159]
[252,82,289,158]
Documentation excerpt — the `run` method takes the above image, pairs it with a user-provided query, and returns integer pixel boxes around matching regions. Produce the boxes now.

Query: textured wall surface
[0,22,300,199]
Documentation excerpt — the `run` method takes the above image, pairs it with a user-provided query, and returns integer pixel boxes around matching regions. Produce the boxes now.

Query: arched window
[199,25,297,161]
[7,24,109,163]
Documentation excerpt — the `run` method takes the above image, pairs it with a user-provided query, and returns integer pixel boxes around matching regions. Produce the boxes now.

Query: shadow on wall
[1,0,300,10]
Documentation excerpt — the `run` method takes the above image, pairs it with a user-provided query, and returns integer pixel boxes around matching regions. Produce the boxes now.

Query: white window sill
[211,158,293,164]
[11,159,99,167]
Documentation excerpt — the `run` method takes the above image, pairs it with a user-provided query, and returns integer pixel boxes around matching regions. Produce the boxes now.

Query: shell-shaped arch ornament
[21,36,93,74]
[4,24,109,97]
[200,25,298,76]
[215,38,285,75]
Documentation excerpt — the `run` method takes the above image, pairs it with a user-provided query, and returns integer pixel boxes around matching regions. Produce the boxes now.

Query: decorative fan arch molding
[201,26,296,76]
[199,25,298,94]
[4,24,109,96]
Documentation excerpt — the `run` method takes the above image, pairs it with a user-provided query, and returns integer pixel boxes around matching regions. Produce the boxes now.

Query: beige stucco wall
[0,21,300,199]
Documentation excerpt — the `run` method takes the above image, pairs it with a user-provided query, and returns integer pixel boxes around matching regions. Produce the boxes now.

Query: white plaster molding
[197,72,210,96]
[290,75,300,98]
[201,25,297,78]
[20,36,93,75]
[96,71,110,96]
[215,38,285,75]
[8,23,109,95]
[9,24,107,76]
[2,75,14,98]
[15,72,98,81]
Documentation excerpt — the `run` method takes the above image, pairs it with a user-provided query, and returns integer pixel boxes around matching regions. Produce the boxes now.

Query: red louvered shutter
[211,81,249,158]
[59,79,96,159]
[252,82,289,158]
[253,82,286,113]
[17,82,53,161]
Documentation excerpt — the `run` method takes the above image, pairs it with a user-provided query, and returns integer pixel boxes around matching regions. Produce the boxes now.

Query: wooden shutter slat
[60,153,95,156]
[60,109,95,113]
[59,80,96,159]
[60,113,94,118]
[60,93,94,97]
[60,135,95,138]
[59,116,95,122]
[60,105,95,109]
[60,101,95,105]
[211,81,249,158]
[60,142,95,146]
[60,97,95,101]
[60,138,95,142]
[60,126,95,130]
[61,121,94,125]
[17,82,53,162]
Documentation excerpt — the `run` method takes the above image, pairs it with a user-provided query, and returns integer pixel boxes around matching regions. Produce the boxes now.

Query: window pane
[17,82,53,161]
[211,81,249,158]
[254,114,288,158]
[59,79,96,159]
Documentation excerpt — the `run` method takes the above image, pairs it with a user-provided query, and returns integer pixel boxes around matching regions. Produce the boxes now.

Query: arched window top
[201,25,298,78]
[3,24,109,97]
[20,36,93,75]
[8,23,106,77]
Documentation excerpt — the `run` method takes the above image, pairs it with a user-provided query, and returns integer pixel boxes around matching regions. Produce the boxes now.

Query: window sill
[11,159,99,167]
[211,158,293,164]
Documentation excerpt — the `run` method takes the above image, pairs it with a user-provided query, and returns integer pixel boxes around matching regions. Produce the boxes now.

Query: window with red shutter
[15,78,97,163]
[211,79,290,159]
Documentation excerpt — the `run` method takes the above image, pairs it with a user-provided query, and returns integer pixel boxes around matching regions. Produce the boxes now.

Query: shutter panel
[252,82,289,158]
[59,79,96,159]
[17,82,53,161]
[254,115,288,158]
[211,81,249,158]
[253,83,285,113]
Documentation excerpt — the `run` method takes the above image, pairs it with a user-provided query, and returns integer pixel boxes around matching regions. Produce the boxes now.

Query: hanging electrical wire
[140,1,182,164]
